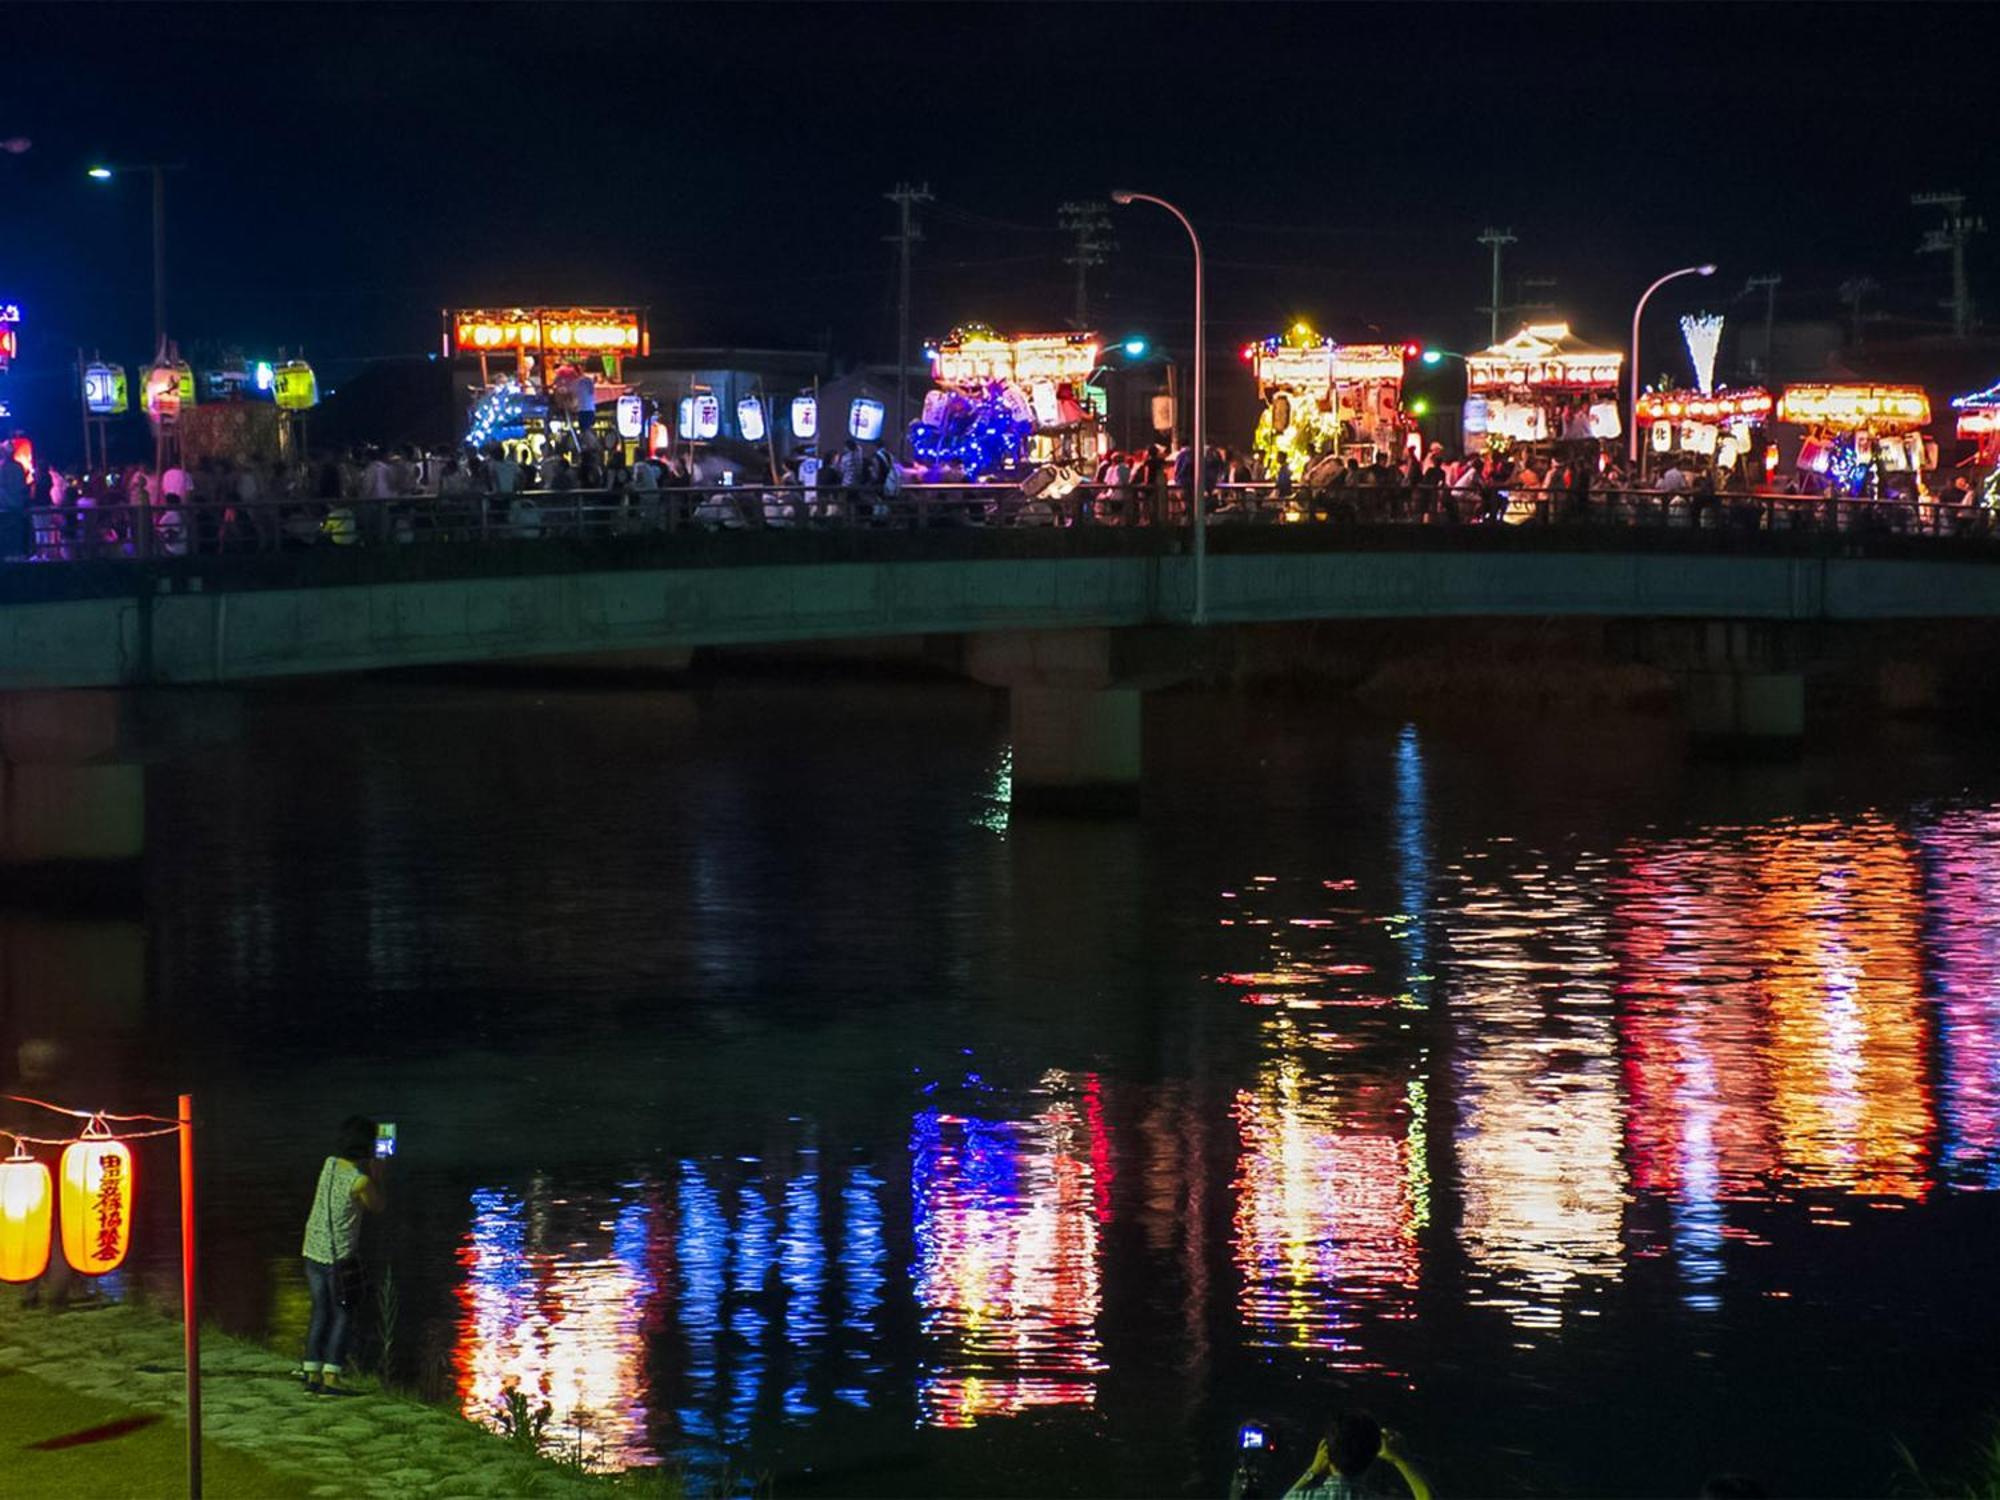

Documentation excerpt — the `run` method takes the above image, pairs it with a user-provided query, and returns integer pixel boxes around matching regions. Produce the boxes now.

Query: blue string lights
[908,386,1033,475]
[464,380,542,450]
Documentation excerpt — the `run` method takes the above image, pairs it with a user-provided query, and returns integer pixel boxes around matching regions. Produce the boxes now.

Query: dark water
[14,678,2000,1497]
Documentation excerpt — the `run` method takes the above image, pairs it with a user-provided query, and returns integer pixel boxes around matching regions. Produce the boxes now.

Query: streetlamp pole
[1111,190,1205,624]
[88,162,182,352]
[151,165,167,351]
[1628,263,1716,468]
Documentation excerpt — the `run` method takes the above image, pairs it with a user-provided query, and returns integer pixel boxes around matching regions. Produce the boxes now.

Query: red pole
[178,1093,202,1500]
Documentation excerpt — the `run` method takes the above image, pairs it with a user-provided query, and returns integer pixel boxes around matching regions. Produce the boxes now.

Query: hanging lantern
[848,397,886,442]
[616,393,645,440]
[736,396,766,443]
[273,360,319,412]
[84,362,121,415]
[1650,420,1674,454]
[60,1129,133,1276]
[676,397,695,439]
[0,1145,52,1284]
[693,394,720,440]
[142,364,182,424]
[173,360,196,406]
[791,394,818,440]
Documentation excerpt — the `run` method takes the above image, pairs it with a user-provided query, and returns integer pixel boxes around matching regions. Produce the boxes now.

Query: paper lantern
[60,1135,132,1275]
[84,362,122,415]
[1151,394,1176,433]
[0,1147,52,1283]
[1587,402,1623,441]
[791,395,818,440]
[1029,381,1060,428]
[142,364,180,422]
[1650,420,1674,454]
[736,396,765,443]
[616,393,644,440]
[273,360,318,412]
[848,397,886,442]
[693,395,720,440]
[676,397,695,439]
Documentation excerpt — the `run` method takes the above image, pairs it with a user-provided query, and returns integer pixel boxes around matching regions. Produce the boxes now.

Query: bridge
[2,485,1999,843]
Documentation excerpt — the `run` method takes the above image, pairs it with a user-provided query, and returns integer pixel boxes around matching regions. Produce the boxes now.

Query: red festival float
[1632,314,1775,485]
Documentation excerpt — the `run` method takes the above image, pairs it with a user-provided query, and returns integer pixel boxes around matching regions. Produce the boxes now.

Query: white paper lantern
[677,397,695,439]
[693,394,720,440]
[791,395,818,440]
[616,393,644,440]
[1587,402,1623,441]
[1650,420,1674,453]
[737,397,766,443]
[848,397,885,442]
[1030,381,1060,428]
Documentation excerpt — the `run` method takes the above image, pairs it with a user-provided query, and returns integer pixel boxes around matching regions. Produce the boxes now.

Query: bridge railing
[7,481,1995,560]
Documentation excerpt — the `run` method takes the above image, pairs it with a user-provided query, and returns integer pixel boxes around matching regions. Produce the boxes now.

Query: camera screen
[374,1123,397,1159]
[1238,1424,1268,1451]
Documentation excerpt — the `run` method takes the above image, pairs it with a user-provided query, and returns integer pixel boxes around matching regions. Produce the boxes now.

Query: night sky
[1,2,1992,433]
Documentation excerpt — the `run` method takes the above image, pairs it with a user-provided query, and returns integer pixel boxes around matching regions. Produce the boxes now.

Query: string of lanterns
[1,1093,178,1282]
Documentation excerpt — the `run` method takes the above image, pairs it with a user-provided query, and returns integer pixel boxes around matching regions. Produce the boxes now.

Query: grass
[0,1365,304,1499]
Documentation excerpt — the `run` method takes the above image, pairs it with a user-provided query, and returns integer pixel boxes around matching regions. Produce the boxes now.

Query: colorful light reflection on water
[441,739,2000,1481]
[910,1072,1107,1427]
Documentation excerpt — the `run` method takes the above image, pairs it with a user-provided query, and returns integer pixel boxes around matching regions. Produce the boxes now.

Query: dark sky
[1,2,1993,412]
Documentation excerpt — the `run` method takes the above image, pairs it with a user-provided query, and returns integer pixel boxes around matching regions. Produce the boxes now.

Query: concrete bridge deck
[4,522,2000,691]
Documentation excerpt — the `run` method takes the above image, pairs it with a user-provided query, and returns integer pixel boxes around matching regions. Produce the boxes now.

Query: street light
[86,161,184,350]
[1110,189,1207,625]
[1629,262,1716,467]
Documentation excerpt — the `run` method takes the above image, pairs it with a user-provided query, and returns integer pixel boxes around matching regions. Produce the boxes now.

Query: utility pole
[884,181,932,454]
[1476,227,1516,345]
[1058,200,1115,330]
[1913,191,1986,339]
[1744,274,1781,379]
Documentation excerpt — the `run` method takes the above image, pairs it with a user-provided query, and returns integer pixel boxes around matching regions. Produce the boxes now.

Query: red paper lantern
[0,1144,53,1283]
[60,1132,133,1275]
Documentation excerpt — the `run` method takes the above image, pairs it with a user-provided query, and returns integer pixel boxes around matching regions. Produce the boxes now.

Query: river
[16,674,2000,1497]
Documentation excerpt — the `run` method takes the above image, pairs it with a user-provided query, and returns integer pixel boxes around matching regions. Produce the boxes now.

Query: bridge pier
[1008,685,1143,814]
[966,627,1220,814]
[1668,623,1807,758]
[0,689,238,889]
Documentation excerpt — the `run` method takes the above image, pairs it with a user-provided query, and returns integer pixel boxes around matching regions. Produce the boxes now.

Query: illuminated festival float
[446,306,648,456]
[1774,383,1932,498]
[1464,322,1624,459]
[1246,323,1417,482]
[909,326,1102,477]
[1632,314,1775,485]
[1952,378,2000,504]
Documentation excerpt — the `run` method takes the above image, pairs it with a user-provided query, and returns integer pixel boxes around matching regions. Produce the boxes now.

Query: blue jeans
[303,1258,350,1372]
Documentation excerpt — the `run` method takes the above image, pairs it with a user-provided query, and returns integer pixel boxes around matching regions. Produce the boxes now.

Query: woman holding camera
[299,1115,386,1395]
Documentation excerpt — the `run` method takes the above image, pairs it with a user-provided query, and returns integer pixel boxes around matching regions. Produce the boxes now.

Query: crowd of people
[0,428,1988,561]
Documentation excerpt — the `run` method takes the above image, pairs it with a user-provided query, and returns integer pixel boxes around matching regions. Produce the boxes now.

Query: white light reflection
[1447,850,1626,1331]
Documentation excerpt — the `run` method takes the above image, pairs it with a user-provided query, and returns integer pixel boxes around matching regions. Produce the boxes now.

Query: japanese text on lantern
[94,1152,123,1263]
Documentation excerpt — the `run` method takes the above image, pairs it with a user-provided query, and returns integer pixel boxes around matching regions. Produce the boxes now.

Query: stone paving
[0,1297,619,1499]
